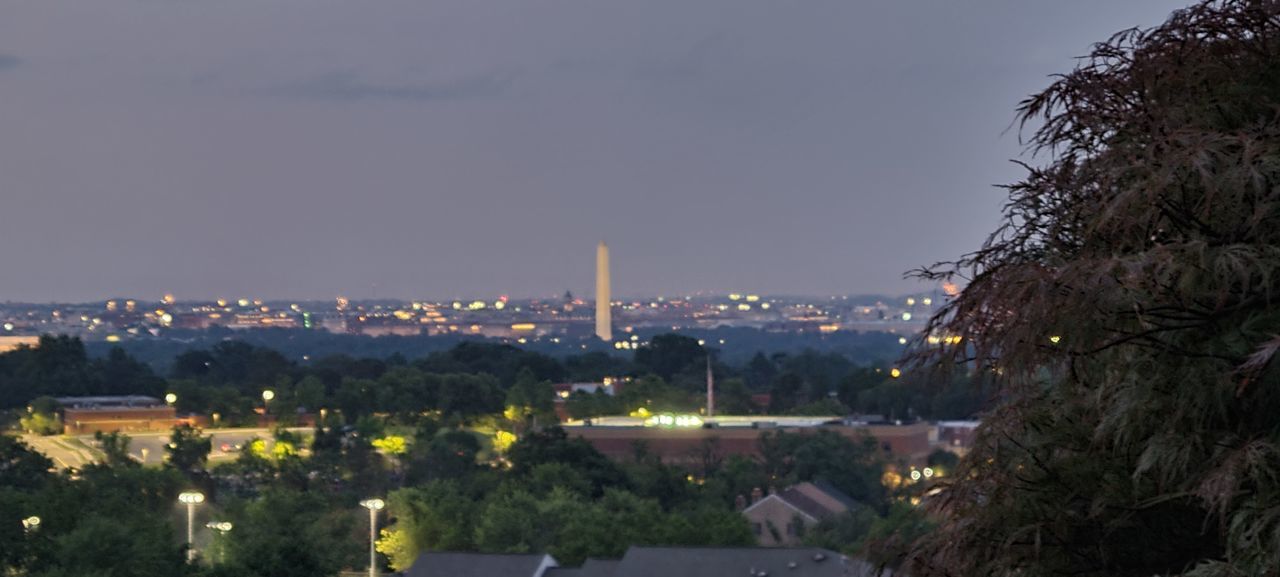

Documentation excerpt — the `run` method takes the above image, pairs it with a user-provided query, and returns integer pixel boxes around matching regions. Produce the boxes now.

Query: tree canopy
[911,2,1280,575]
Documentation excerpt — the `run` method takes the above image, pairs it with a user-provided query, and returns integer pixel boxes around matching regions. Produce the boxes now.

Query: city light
[261,390,275,402]
[22,516,40,531]
[165,393,177,405]
[890,368,902,378]
[1050,335,1062,344]
[901,312,912,321]
[644,414,703,428]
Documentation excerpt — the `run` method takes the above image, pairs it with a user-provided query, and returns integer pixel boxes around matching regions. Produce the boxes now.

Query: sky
[0,0,1189,303]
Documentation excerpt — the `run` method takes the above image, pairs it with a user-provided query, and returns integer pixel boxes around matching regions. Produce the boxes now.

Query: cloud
[0,54,21,71]
[281,70,513,102]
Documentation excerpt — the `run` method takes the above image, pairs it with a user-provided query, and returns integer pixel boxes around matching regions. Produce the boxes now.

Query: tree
[219,489,359,577]
[910,3,1280,575]
[165,424,212,475]
[506,427,625,496]
[377,480,482,570]
[94,431,137,468]
[0,436,54,490]
[633,334,705,382]
[406,430,480,483]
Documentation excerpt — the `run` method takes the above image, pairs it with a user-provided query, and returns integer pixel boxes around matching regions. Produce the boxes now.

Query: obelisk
[706,354,715,418]
[595,241,612,342]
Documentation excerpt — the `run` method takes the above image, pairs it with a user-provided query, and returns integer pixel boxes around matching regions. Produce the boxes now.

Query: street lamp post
[21,516,40,533]
[206,521,233,563]
[261,390,275,427]
[359,498,385,577]
[178,491,205,562]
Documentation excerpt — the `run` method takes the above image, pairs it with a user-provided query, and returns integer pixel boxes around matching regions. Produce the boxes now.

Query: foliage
[634,334,706,382]
[19,410,61,436]
[166,424,213,474]
[94,431,137,468]
[217,489,361,577]
[910,2,1280,575]
[759,430,889,511]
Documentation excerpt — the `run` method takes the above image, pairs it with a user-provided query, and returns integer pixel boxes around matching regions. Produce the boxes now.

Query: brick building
[56,396,179,435]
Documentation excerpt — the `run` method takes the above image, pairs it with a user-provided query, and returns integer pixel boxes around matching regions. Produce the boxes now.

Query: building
[403,552,557,577]
[55,395,178,435]
[936,420,980,455]
[403,546,883,577]
[563,419,935,465]
[741,481,860,546]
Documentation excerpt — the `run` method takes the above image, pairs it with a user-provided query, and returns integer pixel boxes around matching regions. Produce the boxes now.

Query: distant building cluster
[0,243,943,347]
[0,292,934,346]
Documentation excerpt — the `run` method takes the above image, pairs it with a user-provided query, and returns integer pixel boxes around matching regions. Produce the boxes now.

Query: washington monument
[595,241,612,342]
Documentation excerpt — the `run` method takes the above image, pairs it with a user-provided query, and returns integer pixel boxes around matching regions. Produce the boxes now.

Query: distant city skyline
[0,1,1187,302]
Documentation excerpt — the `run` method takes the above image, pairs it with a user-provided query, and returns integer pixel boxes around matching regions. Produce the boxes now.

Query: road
[23,434,99,469]
[22,428,310,468]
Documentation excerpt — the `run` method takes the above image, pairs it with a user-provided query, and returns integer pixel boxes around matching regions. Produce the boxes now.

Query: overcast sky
[0,1,1188,303]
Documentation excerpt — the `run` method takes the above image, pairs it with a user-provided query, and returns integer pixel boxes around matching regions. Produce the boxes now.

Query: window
[752,523,762,535]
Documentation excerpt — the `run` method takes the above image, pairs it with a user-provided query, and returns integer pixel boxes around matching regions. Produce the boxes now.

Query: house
[401,546,882,577]
[741,481,860,546]
[402,552,558,577]
[544,559,620,577]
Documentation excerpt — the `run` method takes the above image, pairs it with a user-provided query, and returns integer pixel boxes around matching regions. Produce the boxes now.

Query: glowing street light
[178,491,205,562]
[261,390,275,426]
[360,498,385,577]
[165,393,178,405]
[21,516,40,532]
[206,521,233,563]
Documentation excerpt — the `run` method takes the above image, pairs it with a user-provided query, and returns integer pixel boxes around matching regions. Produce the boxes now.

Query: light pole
[359,498,385,577]
[206,521,233,563]
[261,390,275,427]
[178,491,205,562]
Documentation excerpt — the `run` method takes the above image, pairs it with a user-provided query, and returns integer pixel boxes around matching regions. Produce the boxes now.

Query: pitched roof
[776,489,837,521]
[781,481,858,520]
[741,493,821,523]
[545,559,621,577]
[610,547,881,577]
[804,480,861,511]
[403,551,557,577]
